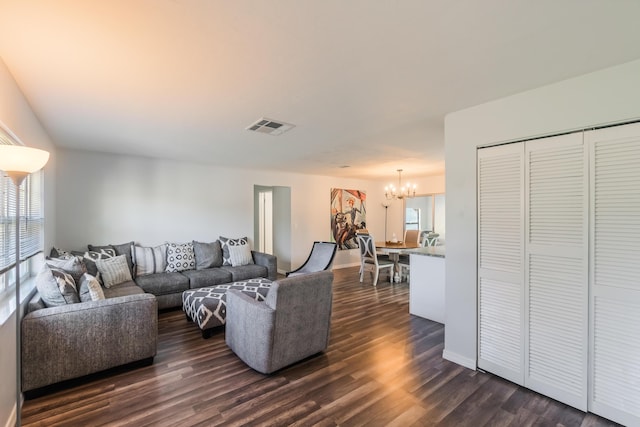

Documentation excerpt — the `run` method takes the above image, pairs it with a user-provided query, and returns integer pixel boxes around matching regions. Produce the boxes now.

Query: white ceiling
[1,1,640,180]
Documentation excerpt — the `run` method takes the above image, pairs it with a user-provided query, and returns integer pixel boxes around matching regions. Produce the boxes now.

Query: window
[0,133,45,295]
[405,208,420,230]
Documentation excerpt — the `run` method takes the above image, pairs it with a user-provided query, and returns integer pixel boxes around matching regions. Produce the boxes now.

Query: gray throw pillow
[45,256,87,284]
[193,240,223,270]
[36,264,80,307]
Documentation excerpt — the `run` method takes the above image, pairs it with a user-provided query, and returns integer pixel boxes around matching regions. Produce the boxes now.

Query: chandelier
[384,169,416,200]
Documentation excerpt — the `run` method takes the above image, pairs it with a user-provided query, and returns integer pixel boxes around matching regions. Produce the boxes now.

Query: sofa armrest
[22,293,158,392]
[225,289,276,372]
[252,251,277,281]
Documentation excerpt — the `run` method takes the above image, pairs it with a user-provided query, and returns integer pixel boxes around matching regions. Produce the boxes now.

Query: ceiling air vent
[246,117,296,136]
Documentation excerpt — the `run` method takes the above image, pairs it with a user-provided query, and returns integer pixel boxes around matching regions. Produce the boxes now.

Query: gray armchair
[225,271,333,374]
[286,241,337,277]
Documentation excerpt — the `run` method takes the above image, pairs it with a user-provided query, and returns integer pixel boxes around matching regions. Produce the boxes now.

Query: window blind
[0,130,45,291]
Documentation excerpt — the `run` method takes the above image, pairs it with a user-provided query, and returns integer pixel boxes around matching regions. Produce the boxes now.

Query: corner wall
[54,148,394,270]
[444,58,640,368]
[0,57,57,426]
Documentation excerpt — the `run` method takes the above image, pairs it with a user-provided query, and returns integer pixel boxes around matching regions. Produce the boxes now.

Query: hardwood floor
[22,267,620,427]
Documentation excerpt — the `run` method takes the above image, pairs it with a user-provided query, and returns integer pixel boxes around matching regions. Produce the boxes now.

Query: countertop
[404,246,445,258]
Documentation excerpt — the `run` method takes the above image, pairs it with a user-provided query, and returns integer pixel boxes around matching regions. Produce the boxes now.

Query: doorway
[254,185,291,273]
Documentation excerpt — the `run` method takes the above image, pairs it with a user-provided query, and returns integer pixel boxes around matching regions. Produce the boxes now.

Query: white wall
[55,148,406,270]
[272,186,291,272]
[0,58,57,426]
[377,174,446,242]
[444,58,640,368]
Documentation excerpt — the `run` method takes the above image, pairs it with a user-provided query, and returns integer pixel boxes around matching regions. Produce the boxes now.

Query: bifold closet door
[524,134,588,411]
[588,124,640,426]
[477,143,524,385]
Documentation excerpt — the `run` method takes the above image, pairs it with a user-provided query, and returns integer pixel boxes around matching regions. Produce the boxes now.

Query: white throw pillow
[229,244,254,267]
[96,255,133,288]
[133,244,167,276]
[78,273,106,302]
[165,242,196,272]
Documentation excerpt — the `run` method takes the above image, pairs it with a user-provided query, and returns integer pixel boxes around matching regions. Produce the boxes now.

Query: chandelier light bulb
[384,169,416,200]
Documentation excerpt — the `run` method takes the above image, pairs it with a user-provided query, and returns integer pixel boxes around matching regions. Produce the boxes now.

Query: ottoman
[182,278,272,338]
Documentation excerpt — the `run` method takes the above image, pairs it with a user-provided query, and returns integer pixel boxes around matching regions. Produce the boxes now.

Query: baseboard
[4,403,16,427]
[442,349,477,370]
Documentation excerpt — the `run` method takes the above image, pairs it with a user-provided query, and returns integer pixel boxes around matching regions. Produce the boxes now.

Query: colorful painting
[330,188,367,250]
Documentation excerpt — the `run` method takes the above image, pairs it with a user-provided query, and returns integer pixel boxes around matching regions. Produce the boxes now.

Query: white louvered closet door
[477,143,525,385]
[524,134,588,411]
[587,123,640,426]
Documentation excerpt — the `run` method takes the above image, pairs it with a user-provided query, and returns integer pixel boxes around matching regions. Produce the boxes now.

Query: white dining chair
[356,233,394,286]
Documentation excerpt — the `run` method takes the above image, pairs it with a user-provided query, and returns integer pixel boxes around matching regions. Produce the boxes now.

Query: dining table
[375,241,420,272]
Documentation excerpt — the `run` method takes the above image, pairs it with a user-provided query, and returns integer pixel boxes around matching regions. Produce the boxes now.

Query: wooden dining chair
[404,229,420,245]
[356,233,394,286]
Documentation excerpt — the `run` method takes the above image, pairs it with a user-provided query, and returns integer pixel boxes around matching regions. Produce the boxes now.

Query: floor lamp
[0,145,50,427]
[381,200,391,242]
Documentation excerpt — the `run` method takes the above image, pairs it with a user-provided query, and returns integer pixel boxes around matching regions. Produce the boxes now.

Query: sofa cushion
[165,242,196,272]
[193,240,223,269]
[35,265,80,307]
[221,264,268,282]
[96,255,133,288]
[102,280,145,298]
[78,273,105,302]
[134,272,189,296]
[181,268,233,289]
[133,244,167,276]
[219,236,249,266]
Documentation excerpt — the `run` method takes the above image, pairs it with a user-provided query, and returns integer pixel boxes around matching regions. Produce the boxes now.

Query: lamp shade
[0,145,50,173]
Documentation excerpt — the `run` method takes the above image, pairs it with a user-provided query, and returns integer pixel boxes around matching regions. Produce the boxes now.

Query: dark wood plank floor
[22,267,621,427]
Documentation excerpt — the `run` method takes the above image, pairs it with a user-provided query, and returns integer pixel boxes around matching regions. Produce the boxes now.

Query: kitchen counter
[404,246,445,258]
[408,246,445,324]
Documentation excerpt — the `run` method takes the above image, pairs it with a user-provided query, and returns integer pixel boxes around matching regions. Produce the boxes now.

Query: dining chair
[397,258,410,284]
[404,229,420,245]
[356,233,394,286]
[422,232,440,247]
[396,229,420,281]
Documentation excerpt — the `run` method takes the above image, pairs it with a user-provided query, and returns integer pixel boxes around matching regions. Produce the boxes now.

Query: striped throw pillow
[96,255,133,288]
[133,244,167,276]
[228,243,254,267]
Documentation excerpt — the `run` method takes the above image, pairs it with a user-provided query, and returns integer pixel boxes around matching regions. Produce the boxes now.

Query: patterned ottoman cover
[182,278,272,333]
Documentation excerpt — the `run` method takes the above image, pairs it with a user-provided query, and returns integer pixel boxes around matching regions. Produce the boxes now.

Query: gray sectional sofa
[21,239,277,393]
[135,250,277,309]
[22,281,157,393]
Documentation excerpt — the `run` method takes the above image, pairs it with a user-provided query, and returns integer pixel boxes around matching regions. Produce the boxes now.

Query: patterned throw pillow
[165,242,196,272]
[133,244,167,276]
[50,247,73,259]
[89,242,135,278]
[45,256,87,284]
[219,236,250,266]
[78,273,106,302]
[96,255,133,288]
[228,243,254,267]
[71,249,116,284]
[35,264,80,307]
